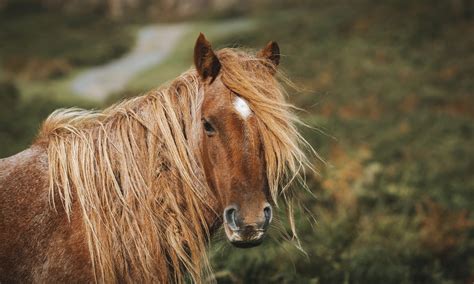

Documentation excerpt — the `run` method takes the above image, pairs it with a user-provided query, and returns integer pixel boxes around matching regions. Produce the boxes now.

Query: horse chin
[230,238,264,248]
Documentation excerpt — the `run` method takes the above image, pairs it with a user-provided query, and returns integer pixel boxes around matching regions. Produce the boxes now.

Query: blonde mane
[37,48,312,283]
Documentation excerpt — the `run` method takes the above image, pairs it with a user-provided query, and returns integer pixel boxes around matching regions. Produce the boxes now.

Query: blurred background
[0,0,473,282]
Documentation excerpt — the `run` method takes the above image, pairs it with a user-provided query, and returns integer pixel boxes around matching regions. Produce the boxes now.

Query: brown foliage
[4,57,72,81]
[417,199,473,256]
[321,145,372,211]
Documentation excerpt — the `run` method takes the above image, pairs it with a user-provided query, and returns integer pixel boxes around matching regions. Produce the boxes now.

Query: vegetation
[209,1,474,283]
[0,0,472,283]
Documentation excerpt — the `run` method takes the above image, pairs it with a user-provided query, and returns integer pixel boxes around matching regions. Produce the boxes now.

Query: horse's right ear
[194,33,221,83]
[257,41,280,74]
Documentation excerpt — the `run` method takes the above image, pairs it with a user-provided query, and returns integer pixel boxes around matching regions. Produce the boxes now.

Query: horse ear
[258,41,280,70]
[194,33,221,83]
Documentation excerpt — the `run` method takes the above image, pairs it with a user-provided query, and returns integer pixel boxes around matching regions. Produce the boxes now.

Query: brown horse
[0,33,311,283]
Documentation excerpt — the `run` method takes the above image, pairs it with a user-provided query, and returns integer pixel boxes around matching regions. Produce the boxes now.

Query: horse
[0,33,312,283]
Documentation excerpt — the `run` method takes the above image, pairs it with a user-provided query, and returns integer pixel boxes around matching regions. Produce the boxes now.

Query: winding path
[71,23,188,100]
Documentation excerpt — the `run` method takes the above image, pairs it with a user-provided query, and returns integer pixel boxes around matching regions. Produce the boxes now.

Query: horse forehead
[233,96,252,119]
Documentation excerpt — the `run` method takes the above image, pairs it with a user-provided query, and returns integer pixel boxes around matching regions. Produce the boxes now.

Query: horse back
[0,146,93,283]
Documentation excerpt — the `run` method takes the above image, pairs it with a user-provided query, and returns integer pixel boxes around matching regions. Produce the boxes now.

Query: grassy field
[208,2,474,283]
[210,2,474,283]
[0,1,473,283]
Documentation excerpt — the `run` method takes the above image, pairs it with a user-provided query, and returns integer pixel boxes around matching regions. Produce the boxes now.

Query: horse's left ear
[194,33,221,83]
[257,41,280,70]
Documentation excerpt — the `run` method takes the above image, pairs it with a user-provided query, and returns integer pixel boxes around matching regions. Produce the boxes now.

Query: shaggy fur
[2,48,312,283]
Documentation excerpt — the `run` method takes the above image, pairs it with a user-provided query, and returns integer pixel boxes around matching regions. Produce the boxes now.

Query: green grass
[0,8,139,102]
[206,1,474,283]
[0,11,136,67]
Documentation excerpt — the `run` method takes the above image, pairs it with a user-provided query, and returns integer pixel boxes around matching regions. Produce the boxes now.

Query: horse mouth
[224,224,267,248]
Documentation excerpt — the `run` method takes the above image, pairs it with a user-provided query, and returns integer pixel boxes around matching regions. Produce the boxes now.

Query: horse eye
[202,119,215,136]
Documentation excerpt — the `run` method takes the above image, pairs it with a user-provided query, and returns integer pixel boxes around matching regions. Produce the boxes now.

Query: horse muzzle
[223,204,272,248]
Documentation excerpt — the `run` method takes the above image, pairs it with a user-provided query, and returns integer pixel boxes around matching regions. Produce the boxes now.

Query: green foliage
[0,80,92,157]
[210,1,474,283]
[0,10,135,79]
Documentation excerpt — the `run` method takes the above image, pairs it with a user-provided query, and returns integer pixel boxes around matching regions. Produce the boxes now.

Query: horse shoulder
[0,145,93,282]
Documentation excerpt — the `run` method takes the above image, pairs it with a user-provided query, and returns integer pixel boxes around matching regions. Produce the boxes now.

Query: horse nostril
[224,207,238,231]
[263,205,272,229]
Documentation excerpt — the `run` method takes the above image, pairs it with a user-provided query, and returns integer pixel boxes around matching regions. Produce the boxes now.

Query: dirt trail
[71,23,187,100]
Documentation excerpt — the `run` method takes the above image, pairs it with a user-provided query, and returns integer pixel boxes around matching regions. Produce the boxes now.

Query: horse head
[194,34,281,248]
